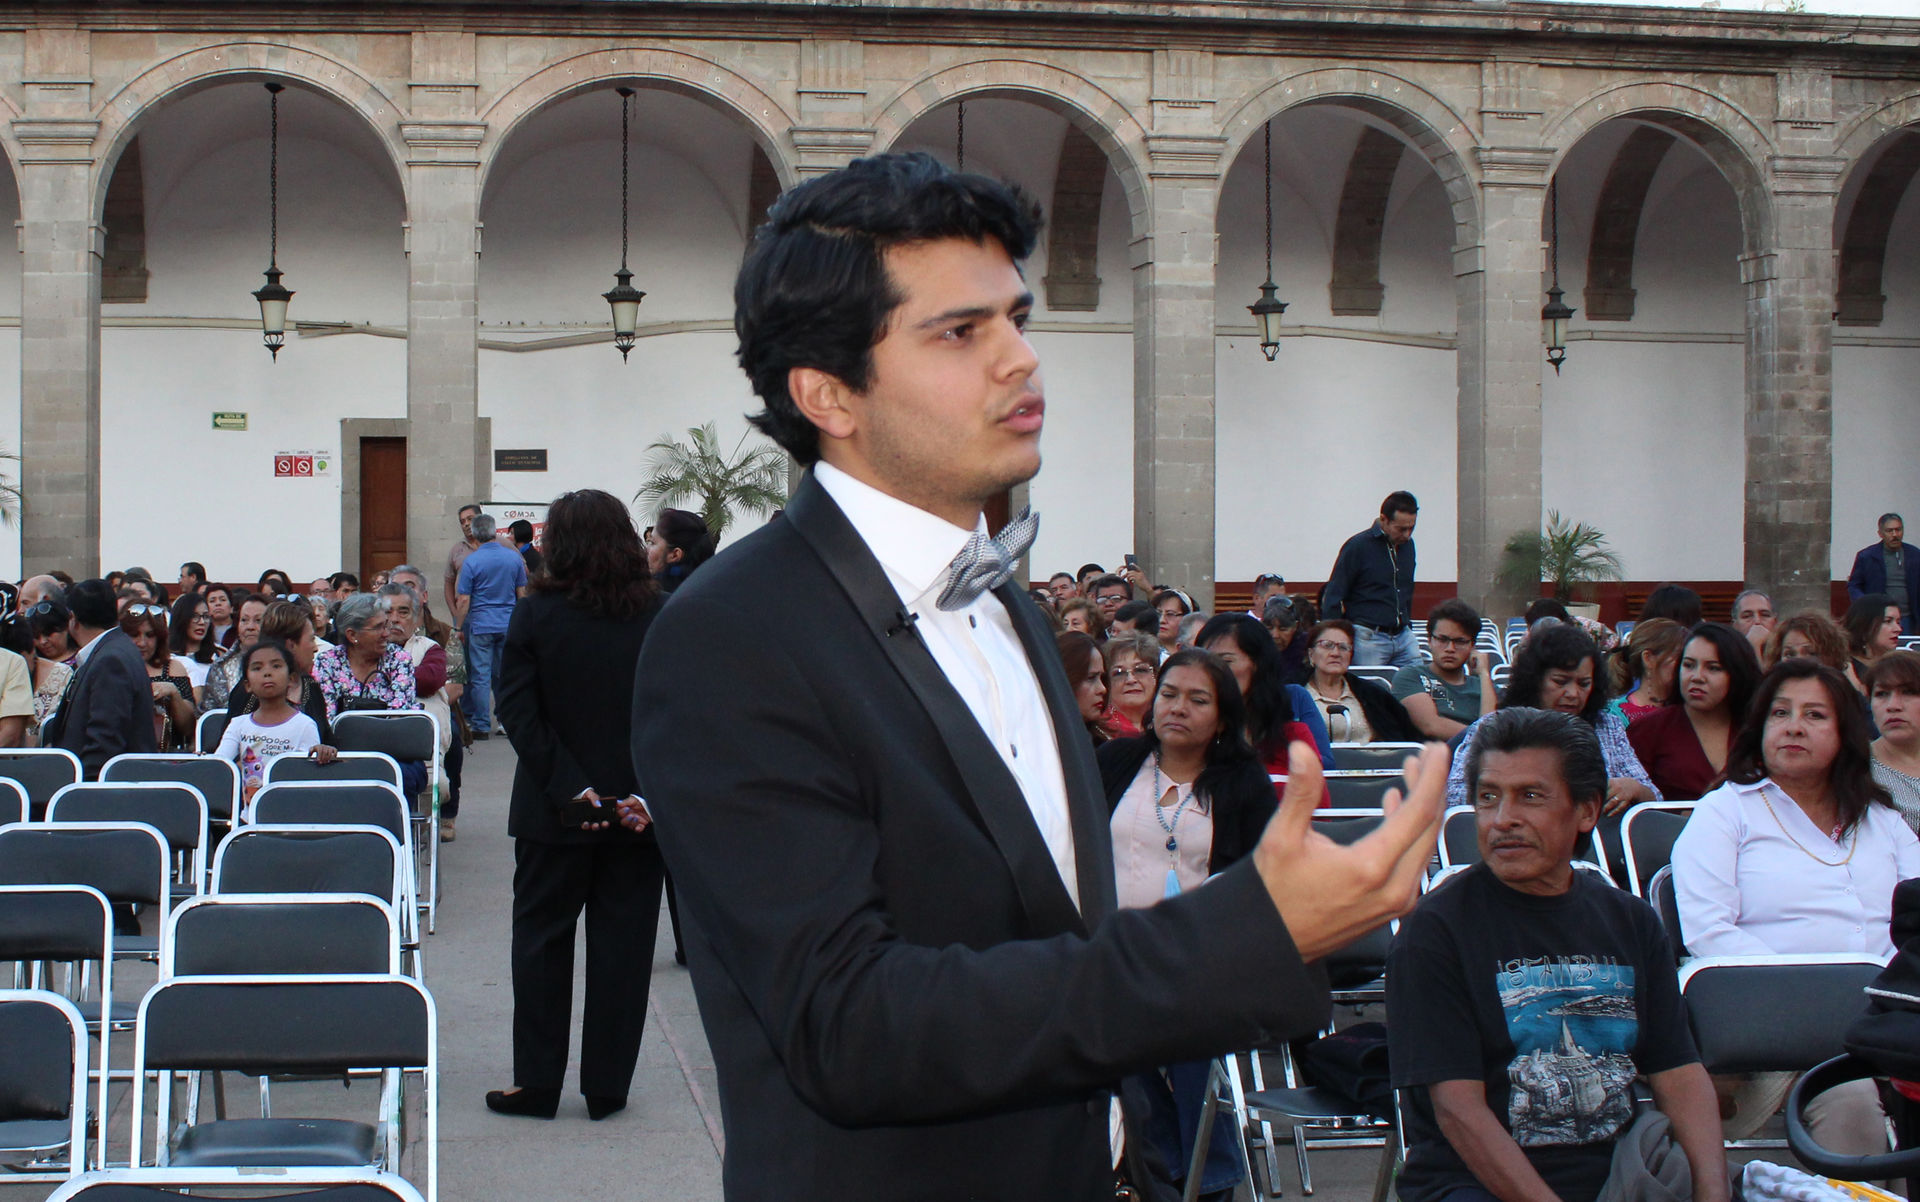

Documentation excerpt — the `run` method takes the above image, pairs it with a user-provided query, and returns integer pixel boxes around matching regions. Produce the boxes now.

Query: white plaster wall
[0,154,22,581]
[1025,330,1133,573]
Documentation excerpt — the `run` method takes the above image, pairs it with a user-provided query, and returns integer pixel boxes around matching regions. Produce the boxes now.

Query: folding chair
[0,886,113,1173]
[212,827,412,976]
[1619,802,1692,897]
[193,713,228,756]
[131,973,437,1202]
[247,783,419,953]
[102,756,241,832]
[164,894,400,979]
[47,1167,426,1201]
[0,748,83,820]
[0,989,90,1182]
[0,822,170,964]
[1321,772,1400,809]
[48,783,211,903]
[331,713,441,934]
[1347,665,1398,689]
[1647,864,1683,959]
[1681,954,1885,1150]
[1327,743,1422,773]
[263,752,404,792]
[0,777,23,827]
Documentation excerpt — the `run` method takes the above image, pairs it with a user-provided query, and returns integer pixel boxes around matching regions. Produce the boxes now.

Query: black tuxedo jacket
[44,628,157,778]
[633,473,1329,1202]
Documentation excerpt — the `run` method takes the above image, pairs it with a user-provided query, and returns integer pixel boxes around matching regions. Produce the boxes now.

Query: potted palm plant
[1496,511,1625,620]
[632,422,789,539]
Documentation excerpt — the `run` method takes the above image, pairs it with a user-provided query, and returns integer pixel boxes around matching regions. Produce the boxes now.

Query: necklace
[1758,783,1858,867]
[1151,753,1195,854]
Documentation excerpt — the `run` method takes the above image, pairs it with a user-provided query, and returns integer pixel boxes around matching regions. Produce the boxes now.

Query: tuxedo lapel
[995,581,1117,929]
[784,474,1086,938]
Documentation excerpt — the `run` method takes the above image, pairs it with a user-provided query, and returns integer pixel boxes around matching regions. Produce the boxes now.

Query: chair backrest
[0,989,88,1161]
[330,711,438,766]
[1348,665,1399,688]
[1620,803,1692,897]
[1312,809,1383,846]
[0,778,24,827]
[1681,955,1884,1075]
[193,712,229,755]
[44,1168,428,1201]
[101,756,240,826]
[0,884,112,966]
[47,783,209,856]
[1439,805,1478,868]
[0,750,82,817]
[249,782,410,844]
[212,825,403,912]
[164,894,399,978]
[262,752,403,791]
[1648,864,1683,959]
[0,822,169,907]
[1323,772,1400,809]
[1328,743,1423,773]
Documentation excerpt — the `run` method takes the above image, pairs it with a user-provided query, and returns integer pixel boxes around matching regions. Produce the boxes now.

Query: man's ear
[1575,796,1602,835]
[788,366,859,445]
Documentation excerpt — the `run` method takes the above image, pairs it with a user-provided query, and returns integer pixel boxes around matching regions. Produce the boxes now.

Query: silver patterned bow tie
[936,508,1041,612]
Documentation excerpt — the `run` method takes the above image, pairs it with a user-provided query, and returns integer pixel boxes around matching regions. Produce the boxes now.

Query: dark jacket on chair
[43,628,158,779]
[632,471,1330,1202]
[1096,735,1278,875]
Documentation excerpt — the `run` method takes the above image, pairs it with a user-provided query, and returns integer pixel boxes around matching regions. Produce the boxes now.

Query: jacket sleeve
[414,645,447,696]
[1848,547,1872,602]
[81,650,145,775]
[495,602,592,802]
[1322,537,1354,618]
[635,592,1328,1127]
[1286,686,1336,768]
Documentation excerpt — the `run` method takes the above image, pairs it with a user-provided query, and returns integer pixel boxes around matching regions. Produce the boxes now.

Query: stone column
[1456,148,1553,618]
[1744,154,1842,615]
[1131,135,1224,610]
[15,33,102,574]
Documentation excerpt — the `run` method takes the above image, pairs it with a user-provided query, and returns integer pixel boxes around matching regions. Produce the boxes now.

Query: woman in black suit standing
[487,489,663,1122]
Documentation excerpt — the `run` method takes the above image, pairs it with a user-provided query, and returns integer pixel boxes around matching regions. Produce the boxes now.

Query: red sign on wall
[274,453,314,478]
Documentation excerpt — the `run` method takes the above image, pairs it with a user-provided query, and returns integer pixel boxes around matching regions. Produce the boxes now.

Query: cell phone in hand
[1124,554,1139,569]
[559,796,610,828]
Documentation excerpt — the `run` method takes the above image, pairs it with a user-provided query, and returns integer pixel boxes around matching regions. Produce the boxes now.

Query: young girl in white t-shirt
[216,639,336,804]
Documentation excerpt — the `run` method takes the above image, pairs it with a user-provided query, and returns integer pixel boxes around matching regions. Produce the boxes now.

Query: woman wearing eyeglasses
[121,603,196,749]
[1302,619,1417,745]
[168,592,219,705]
[1102,632,1161,738]
[200,593,269,715]
[20,600,72,745]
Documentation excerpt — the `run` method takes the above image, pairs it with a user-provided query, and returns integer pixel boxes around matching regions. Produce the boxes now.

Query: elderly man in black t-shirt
[1387,708,1728,1202]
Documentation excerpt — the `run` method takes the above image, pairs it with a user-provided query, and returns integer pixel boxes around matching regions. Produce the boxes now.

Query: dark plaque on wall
[495,449,549,472]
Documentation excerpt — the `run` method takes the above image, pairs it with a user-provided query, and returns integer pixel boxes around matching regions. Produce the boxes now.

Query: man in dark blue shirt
[1848,512,1920,633]
[1323,490,1419,668]
[456,512,528,738]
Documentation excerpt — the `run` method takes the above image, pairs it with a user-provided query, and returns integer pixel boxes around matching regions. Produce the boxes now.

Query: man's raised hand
[1253,740,1447,963]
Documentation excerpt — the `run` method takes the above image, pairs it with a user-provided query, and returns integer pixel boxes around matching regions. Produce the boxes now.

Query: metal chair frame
[211,825,413,976]
[1618,801,1694,898]
[48,783,211,903]
[0,777,27,826]
[0,822,170,967]
[0,988,91,1183]
[101,755,241,831]
[47,1166,427,1201]
[162,893,402,980]
[331,713,443,936]
[0,886,113,1172]
[235,793,421,970]
[192,713,228,756]
[0,748,83,818]
[1327,743,1424,773]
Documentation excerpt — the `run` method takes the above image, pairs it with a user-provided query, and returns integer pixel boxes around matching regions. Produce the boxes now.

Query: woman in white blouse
[1671,658,1920,1153]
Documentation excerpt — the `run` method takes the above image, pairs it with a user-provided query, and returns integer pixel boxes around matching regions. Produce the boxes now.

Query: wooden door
[360,437,408,585]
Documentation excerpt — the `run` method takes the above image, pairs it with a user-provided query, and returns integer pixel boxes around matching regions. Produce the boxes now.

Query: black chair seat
[0,1117,75,1155]
[172,1117,379,1167]
[114,934,159,961]
[71,996,138,1025]
[1243,1084,1387,1124]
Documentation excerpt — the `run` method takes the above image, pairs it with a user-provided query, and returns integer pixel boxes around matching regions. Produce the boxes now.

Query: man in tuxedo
[43,577,156,777]
[632,152,1446,1202]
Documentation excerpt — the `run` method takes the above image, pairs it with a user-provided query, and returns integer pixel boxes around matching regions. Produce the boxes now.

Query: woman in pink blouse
[309,592,419,722]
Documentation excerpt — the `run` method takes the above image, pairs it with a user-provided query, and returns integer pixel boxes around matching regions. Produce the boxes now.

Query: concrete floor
[0,740,1813,1201]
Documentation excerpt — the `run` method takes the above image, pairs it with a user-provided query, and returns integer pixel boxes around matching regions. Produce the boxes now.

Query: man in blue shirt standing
[1324,490,1420,668]
[455,512,528,739]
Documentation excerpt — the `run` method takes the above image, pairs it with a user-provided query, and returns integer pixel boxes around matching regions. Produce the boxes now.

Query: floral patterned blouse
[310,641,420,723]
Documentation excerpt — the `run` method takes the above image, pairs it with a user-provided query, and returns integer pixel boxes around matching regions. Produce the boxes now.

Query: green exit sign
[212,412,248,431]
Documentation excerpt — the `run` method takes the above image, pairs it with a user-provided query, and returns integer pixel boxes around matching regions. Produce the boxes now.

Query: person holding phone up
[489,489,666,1124]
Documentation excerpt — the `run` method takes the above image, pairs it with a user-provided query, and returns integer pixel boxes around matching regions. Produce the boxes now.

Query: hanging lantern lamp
[252,82,294,359]
[1247,121,1288,361]
[602,87,647,361]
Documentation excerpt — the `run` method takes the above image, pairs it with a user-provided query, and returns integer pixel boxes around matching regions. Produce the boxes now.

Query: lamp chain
[956,101,965,173]
[268,85,279,270]
[1549,177,1559,285]
[620,88,631,271]
[1263,121,1273,280]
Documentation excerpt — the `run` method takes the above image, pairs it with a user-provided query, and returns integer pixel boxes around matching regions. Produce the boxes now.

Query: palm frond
[1495,510,1625,602]
[632,423,791,538]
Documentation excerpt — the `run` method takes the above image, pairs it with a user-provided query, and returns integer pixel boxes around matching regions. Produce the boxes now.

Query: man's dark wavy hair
[734,151,1044,465]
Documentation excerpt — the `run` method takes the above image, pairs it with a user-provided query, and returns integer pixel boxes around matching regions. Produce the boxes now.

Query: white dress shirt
[814,462,1080,908]
[1671,776,1920,959]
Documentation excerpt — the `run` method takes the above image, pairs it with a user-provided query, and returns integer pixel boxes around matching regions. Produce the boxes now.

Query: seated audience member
[380,581,457,839]
[390,562,467,825]
[1868,651,1920,831]
[25,596,72,665]
[216,639,335,806]
[1152,588,1191,655]
[114,586,144,614]
[1087,573,1132,625]
[1075,562,1105,592]
[1103,632,1161,738]
[204,583,236,647]
[1639,583,1704,629]
[20,600,72,743]
[1110,599,1157,639]
[124,603,196,750]
[1388,707,1727,1202]
[16,575,64,618]
[1028,586,1059,618]
[310,593,419,722]
[1249,573,1287,618]
[1608,617,1685,725]
[1302,619,1417,745]
[1198,613,1334,782]
[1763,609,1854,674]
[168,591,219,703]
[257,568,295,598]
[1732,588,1776,657]
[1671,659,1915,1151]
[0,633,35,749]
[1394,599,1498,741]
[1263,595,1309,684]
[1098,649,1275,1199]
[308,594,335,643]
[200,593,268,713]
[1174,611,1209,651]
[104,570,125,591]
[1627,623,1762,802]
[1058,597,1106,639]
[1448,623,1659,811]
[1523,597,1570,628]
[177,561,207,599]
[1844,592,1902,687]
[1046,572,1078,605]
[228,600,335,743]
[328,572,360,601]
[1055,631,1113,745]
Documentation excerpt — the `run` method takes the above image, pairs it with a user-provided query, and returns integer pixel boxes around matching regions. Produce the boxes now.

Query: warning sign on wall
[273,451,334,478]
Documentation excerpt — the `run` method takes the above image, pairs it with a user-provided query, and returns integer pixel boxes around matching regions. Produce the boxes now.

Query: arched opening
[1543,116,1749,588]
[94,79,407,580]
[478,85,777,538]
